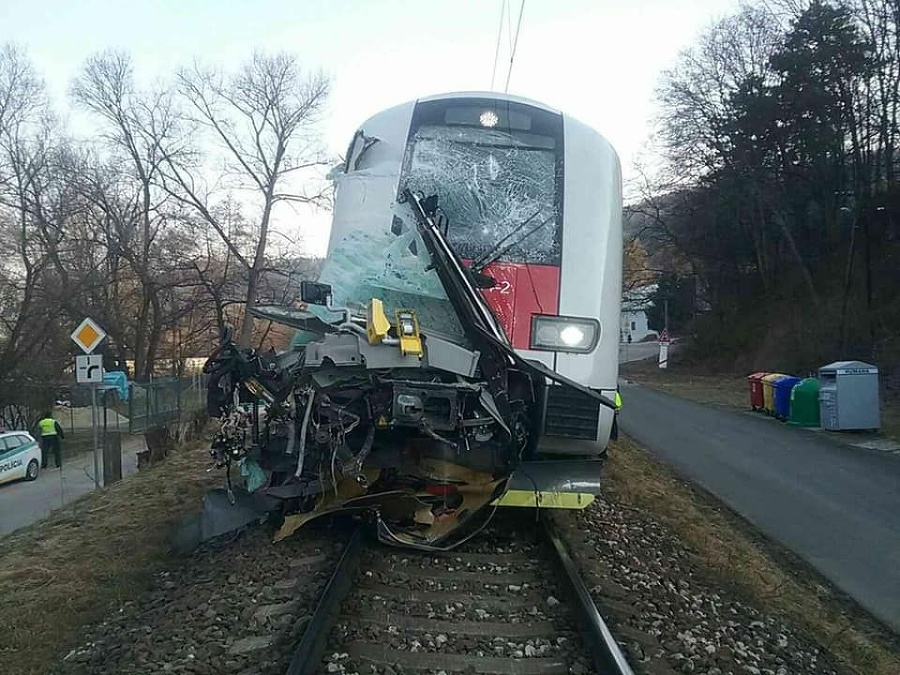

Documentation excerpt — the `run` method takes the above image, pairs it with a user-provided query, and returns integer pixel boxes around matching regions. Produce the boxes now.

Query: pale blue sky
[1,0,741,253]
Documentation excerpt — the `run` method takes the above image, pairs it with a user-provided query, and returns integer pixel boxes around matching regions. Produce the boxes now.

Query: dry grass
[621,358,900,441]
[621,358,750,410]
[604,435,900,675]
[0,438,221,675]
[882,400,900,441]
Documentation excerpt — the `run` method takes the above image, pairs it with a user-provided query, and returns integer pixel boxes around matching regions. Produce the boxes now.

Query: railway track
[287,511,635,675]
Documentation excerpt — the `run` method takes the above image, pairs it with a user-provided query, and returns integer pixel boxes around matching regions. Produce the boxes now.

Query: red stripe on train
[464,261,560,349]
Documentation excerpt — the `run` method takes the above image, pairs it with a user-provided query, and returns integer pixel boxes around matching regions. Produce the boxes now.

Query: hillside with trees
[630,0,900,387]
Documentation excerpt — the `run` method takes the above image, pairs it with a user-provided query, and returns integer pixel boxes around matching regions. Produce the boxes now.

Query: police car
[0,431,42,485]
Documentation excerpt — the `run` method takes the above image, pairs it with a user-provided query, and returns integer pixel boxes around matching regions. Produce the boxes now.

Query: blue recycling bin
[773,376,801,421]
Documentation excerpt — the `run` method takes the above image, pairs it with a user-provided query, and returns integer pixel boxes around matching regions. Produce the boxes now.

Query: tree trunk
[239,265,261,348]
[774,211,820,307]
[238,198,274,347]
[144,292,163,380]
[134,294,151,379]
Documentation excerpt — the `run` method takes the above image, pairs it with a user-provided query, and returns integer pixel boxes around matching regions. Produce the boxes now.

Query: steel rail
[541,513,636,675]
[285,525,365,675]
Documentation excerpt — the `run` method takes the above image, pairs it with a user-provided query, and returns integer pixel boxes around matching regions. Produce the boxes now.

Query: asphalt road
[0,437,142,538]
[619,382,900,631]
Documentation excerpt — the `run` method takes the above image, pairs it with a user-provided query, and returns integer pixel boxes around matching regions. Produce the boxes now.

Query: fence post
[102,431,123,485]
[128,383,134,434]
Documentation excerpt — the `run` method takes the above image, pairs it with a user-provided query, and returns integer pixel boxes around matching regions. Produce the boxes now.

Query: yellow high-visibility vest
[38,418,58,436]
[614,392,622,409]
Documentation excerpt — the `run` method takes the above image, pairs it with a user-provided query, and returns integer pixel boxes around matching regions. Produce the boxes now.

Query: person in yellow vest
[35,412,65,469]
[610,387,622,440]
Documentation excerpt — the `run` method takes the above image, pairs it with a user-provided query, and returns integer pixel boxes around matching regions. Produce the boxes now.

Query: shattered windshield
[313,195,468,340]
[312,101,562,342]
[403,125,561,266]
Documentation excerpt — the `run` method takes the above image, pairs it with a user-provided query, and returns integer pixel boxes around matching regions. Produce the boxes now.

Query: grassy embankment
[0,436,220,675]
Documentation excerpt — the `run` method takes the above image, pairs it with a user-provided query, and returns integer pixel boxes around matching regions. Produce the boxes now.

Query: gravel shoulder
[553,435,900,675]
[51,524,345,675]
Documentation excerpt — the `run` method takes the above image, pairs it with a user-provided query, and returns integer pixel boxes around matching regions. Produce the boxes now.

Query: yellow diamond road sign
[71,317,106,354]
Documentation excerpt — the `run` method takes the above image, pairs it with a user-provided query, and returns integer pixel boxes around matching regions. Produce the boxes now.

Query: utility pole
[867,208,881,362]
[837,193,857,354]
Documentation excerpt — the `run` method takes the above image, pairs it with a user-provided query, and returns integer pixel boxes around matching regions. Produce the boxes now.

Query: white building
[620,283,657,343]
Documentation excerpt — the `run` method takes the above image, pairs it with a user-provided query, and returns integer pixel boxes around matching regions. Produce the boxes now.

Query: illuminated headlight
[530,315,600,353]
[479,110,499,127]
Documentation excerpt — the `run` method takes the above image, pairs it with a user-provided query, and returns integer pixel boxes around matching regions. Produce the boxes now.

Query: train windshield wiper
[469,207,542,271]
[471,210,557,273]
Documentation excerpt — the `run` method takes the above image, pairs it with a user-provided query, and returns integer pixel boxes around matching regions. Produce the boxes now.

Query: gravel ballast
[554,498,843,675]
[44,460,890,675]
[52,525,344,675]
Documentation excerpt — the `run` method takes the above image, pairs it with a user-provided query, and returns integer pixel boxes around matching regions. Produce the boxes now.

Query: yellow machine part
[491,490,596,510]
[366,298,392,345]
[395,309,423,357]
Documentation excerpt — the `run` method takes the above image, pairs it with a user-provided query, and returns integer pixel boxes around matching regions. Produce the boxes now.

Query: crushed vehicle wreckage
[171,190,617,553]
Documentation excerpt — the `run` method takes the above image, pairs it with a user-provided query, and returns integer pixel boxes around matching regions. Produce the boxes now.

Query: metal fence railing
[124,374,207,434]
[0,372,208,436]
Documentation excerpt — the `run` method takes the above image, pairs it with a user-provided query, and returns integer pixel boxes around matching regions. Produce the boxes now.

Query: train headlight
[559,325,585,346]
[479,110,499,128]
[529,315,600,353]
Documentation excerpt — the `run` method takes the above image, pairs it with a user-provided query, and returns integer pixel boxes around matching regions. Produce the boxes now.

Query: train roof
[351,91,620,163]
[416,91,561,115]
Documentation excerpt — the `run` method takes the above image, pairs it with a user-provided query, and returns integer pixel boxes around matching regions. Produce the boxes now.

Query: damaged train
[177,92,623,553]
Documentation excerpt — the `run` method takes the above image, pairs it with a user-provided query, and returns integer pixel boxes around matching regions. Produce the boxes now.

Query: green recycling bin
[788,377,821,428]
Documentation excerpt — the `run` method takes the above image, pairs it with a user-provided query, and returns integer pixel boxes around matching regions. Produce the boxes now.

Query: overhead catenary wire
[504,0,526,93]
[490,0,507,90]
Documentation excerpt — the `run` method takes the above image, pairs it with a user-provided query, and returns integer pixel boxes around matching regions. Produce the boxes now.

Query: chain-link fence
[0,372,208,440]
[125,374,207,434]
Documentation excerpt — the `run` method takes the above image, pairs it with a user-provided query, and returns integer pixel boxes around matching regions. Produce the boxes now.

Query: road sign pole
[71,316,107,491]
[91,385,101,489]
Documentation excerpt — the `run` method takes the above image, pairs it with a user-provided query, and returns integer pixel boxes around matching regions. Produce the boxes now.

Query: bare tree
[654,4,782,180]
[70,50,188,378]
[163,52,330,347]
[0,45,69,420]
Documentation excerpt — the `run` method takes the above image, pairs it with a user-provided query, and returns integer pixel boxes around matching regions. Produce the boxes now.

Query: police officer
[36,412,65,469]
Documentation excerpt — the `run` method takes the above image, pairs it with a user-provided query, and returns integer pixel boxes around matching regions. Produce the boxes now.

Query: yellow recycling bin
[761,373,788,415]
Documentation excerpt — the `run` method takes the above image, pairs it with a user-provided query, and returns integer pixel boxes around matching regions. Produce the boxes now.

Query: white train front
[183,92,626,552]
[317,92,623,457]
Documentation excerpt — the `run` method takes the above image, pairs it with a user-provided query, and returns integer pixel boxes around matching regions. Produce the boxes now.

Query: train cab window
[401,99,564,267]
